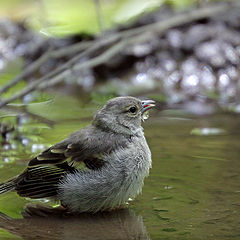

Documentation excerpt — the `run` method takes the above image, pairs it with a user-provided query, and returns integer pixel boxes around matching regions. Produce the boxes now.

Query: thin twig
[39,40,126,89]
[1,105,55,126]
[51,40,94,58]
[0,40,94,95]
[0,52,50,95]
[40,29,164,89]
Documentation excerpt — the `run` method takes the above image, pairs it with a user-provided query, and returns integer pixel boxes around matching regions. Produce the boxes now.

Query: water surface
[0,100,239,240]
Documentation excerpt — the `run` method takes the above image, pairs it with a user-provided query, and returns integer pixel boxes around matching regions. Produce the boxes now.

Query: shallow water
[0,99,239,239]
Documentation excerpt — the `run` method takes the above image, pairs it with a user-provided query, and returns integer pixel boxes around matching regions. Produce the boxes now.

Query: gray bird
[0,96,155,213]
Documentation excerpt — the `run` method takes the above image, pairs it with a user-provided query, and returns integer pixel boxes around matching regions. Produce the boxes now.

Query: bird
[0,96,155,213]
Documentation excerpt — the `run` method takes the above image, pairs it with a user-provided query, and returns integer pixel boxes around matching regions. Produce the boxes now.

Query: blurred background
[0,0,240,239]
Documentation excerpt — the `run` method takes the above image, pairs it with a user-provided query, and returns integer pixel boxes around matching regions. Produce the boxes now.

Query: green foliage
[0,229,21,240]
[26,95,92,121]
[29,0,137,36]
[0,0,199,36]
[0,91,96,165]
[31,0,165,36]
[0,59,25,103]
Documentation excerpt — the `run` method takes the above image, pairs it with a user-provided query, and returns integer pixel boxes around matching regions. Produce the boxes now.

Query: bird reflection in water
[0,204,150,240]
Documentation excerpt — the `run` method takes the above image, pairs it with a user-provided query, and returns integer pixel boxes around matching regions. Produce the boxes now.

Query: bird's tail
[0,177,17,195]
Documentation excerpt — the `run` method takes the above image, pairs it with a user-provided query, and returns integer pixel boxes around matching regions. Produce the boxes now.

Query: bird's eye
[129,106,137,113]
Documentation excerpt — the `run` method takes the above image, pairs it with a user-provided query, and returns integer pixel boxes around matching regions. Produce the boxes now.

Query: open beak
[141,99,155,114]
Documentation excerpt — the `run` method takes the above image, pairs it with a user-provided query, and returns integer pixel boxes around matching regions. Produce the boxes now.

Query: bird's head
[93,96,155,135]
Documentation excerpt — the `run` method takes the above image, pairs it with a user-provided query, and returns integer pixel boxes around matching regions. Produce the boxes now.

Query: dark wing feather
[15,163,75,198]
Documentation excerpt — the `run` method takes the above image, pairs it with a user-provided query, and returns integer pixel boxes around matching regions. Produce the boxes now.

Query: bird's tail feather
[0,177,17,195]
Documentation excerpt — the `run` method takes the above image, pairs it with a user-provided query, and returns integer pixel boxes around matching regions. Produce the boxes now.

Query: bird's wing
[15,141,103,199]
[14,126,128,199]
[14,127,106,199]
[15,162,74,198]
[28,125,129,170]
[28,129,106,170]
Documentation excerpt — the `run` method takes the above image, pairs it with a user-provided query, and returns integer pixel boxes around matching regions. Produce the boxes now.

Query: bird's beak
[141,100,155,114]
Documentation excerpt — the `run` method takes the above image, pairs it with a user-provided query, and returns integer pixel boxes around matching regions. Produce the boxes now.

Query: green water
[0,97,239,240]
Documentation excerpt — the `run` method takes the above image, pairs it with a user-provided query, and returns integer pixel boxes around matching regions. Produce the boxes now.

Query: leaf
[27,96,92,121]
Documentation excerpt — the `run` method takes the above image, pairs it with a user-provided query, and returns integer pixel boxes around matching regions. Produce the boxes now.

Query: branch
[39,40,126,89]
[0,52,50,95]
[0,40,94,95]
